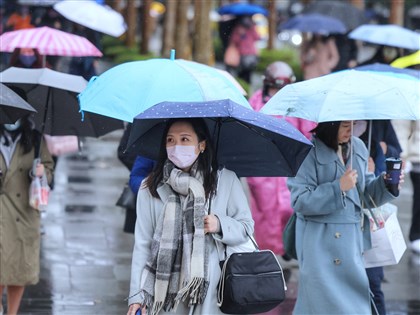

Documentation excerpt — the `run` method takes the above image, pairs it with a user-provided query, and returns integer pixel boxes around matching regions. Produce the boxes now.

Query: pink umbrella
[0,26,103,57]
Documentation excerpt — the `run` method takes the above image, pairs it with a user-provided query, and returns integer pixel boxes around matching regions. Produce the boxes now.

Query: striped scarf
[139,160,209,315]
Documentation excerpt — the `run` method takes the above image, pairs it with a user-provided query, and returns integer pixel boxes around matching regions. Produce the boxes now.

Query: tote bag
[363,203,407,268]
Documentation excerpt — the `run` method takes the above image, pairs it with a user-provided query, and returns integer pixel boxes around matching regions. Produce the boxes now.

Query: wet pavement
[1,131,416,315]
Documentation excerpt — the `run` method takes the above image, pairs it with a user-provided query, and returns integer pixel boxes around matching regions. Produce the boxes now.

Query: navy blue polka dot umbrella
[126,99,312,177]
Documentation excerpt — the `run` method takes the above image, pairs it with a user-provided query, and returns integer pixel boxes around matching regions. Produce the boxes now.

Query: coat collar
[156,183,172,202]
[313,137,340,165]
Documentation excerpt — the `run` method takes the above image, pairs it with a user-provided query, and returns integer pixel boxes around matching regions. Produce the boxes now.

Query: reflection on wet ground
[2,132,419,315]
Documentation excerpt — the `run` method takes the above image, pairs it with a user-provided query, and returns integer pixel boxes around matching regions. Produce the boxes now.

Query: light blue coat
[128,168,254,314]
[288,136,395,315]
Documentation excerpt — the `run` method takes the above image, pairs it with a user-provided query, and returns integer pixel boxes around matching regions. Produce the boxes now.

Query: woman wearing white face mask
[127,118,254,315]
[0,116,54,315]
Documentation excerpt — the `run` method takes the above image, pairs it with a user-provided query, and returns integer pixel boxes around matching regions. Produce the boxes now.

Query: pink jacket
[230,24,260,56]
[247,89,316,255]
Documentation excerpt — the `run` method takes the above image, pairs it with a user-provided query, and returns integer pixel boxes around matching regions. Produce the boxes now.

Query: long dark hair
[311,121,341,151]
[145,118,219,200]
[0,115,40,154]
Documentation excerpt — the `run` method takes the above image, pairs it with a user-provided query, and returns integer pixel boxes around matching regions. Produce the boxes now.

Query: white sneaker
[410,239,420,254]
[0,304,3,315]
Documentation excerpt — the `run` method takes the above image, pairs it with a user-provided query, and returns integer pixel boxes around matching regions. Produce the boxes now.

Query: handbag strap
[356,184,380,228]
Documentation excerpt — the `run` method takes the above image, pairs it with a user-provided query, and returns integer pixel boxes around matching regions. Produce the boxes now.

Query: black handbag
[116,184,136,209]
[283,213,298,260]
[217,233,287,314]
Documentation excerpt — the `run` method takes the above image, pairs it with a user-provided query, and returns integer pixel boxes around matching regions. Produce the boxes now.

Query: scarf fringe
[175,277,210,306]
[141,291,155,309]
[163,293,179,312]
[149,301,164,315]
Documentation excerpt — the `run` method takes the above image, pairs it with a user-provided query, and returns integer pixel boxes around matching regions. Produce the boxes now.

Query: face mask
[19,54,37,67]
[167,145,199,169]
[4,119,22,132]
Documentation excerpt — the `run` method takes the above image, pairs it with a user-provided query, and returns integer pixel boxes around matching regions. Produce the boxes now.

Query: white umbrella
[349,24,420,51]
[260,70,420,122]
[54,0,127,37]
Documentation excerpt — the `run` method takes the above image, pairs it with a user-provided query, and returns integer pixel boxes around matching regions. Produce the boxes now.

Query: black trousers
[409,171,420,242]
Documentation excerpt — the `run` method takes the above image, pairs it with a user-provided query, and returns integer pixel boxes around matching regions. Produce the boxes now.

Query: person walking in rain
[287,121,402,314]
[246,61,315,265]
[127,118,254,315]
[300,34,339,80]
[0,115,54,315]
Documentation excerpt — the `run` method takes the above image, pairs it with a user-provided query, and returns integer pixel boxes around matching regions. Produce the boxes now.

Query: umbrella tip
[170,49,176,60]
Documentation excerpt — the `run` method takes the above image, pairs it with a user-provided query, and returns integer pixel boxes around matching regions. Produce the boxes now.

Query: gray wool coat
[128,168,254,314]
[287,136,395,315]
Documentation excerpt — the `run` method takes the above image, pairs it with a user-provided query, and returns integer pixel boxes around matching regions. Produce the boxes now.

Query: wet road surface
[4,131,419,315]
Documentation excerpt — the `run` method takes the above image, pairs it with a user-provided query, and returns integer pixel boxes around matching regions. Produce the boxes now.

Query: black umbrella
[127,100,313,178]
[303,0,367,30]
[0,83,37,124]
[0,67,123,136]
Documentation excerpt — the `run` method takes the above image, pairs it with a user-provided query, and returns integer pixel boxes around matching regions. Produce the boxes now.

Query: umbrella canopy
[0,83,37,124]
[303,0,366,30]
[260,69,420,122]
[127,99,312,177]
[78,53,251,123]
[217,3,268,16]
[0,67,122,136]
[391,50,420,69]
[0,26,103,57]
[53,0,127,37]
[349,24,420,51]
[355,63,420,79]
[280,13,347,35]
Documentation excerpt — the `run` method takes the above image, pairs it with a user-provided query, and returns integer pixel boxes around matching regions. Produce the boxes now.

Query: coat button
[334,259,341,265]
[334,232,341,238]
[16,193,21,198]
[16,217,20,222]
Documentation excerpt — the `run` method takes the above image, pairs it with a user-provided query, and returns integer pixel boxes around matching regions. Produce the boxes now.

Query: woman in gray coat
[127,118,254,315]
[288,121,399,314]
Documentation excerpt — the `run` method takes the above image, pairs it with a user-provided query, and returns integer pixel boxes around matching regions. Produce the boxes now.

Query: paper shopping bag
[363,211,407,268]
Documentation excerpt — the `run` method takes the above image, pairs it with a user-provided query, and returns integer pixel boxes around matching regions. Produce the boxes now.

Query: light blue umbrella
[260,69,420,122]
[78,50,251,122]
[349,24,420,51]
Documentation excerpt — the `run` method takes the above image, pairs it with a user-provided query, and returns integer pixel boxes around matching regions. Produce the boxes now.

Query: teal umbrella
[78,50,251,122]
